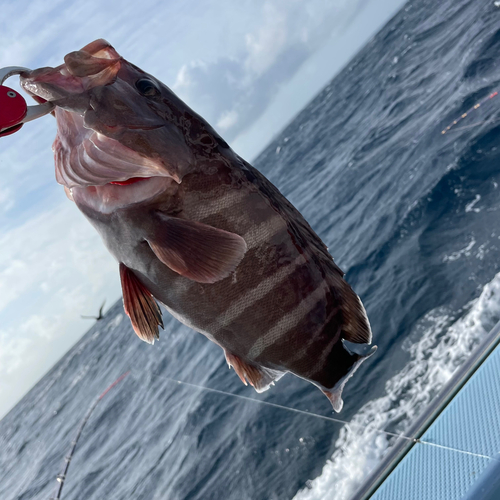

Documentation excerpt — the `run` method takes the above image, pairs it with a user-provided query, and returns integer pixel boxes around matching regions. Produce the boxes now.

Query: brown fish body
[21,40,375,411]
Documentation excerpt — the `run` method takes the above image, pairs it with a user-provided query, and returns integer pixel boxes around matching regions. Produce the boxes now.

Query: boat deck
[353,321,500,500]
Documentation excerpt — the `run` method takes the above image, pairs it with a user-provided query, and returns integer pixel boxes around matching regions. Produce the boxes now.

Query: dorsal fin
[119,263,164,344]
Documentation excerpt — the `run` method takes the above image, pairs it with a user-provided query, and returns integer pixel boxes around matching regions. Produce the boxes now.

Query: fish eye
[135,78,160,97]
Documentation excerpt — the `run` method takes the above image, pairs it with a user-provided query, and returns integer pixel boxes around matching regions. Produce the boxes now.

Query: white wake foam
[294,271,500,500]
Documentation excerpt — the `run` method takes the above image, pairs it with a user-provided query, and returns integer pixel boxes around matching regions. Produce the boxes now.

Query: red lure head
[0,66,54,138]
[0,85,27,137]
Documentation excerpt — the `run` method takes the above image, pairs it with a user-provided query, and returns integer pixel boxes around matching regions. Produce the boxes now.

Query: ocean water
[2,0,500,498]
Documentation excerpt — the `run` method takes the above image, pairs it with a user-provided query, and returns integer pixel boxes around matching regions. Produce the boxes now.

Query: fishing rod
[49,371,129,500]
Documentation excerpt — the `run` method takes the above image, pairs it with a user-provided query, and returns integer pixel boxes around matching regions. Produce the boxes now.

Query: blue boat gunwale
[351,319,500,500]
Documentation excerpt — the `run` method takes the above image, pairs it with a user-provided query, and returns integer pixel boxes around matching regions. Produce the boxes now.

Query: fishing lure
[0,66,54,137]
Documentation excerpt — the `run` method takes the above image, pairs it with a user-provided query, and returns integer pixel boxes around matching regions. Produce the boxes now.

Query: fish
[20,39,376,412]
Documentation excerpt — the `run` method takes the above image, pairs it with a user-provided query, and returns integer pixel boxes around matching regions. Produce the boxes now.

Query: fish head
[20,39,207,212]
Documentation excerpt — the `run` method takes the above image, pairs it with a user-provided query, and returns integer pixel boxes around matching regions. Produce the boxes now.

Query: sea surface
[2,0,500,498]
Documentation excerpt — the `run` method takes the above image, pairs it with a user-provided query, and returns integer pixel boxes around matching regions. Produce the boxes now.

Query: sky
[0,0,406,419]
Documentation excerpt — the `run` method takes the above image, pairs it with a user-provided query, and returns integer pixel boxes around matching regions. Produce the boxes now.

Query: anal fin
[119,263,164,344]
[224,351,284,393]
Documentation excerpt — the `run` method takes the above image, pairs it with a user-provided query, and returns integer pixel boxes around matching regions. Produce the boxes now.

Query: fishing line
[139,370,495,461]
[49,367,495,498]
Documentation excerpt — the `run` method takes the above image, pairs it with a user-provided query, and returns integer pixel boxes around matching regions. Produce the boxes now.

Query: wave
[293,270,500,500]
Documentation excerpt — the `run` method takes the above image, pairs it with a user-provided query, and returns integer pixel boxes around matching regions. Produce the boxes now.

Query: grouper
[20,39,376,411]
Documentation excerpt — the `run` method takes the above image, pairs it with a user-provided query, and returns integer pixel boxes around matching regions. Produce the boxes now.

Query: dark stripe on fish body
[147,223,296,346]
[254,283,344,380]
[250,283,333,363]
[237,160,342,273]
[215,259,325,355]
[181,171,280,246]
[237,256,325,340]
[203,246,306,338]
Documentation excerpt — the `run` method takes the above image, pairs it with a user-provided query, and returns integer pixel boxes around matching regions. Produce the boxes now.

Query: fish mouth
[52,108,176,189]
[19,39,178,190]
[21,39,182,201]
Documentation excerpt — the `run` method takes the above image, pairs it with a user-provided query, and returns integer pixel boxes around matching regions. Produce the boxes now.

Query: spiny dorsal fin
[119,263,164,344]
[147,213,247,284]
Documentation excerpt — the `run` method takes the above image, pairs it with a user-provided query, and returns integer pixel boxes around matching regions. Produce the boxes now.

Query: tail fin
[321,341,377,412]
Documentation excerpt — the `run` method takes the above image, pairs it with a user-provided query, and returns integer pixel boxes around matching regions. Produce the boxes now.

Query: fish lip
[20,57,121,101]
[89,120,165,133]
[109,177,151,186]
[21,70,86,100]
[70,175,175,214]
[125,124,165,131]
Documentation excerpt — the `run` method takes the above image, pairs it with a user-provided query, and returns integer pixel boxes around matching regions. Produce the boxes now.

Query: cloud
[0,200,120,314]
[244,3,288,77]
[0,199,121,417]
[0,187,14,213]
[171,0,365,145]
[0,335,31,375]
[21,314,62,340]
[216,110,239,131]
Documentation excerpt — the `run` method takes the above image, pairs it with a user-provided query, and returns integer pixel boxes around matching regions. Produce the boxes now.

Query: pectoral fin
[147,214,247,284]
[224,351,285,393]
[119,263,164,344]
